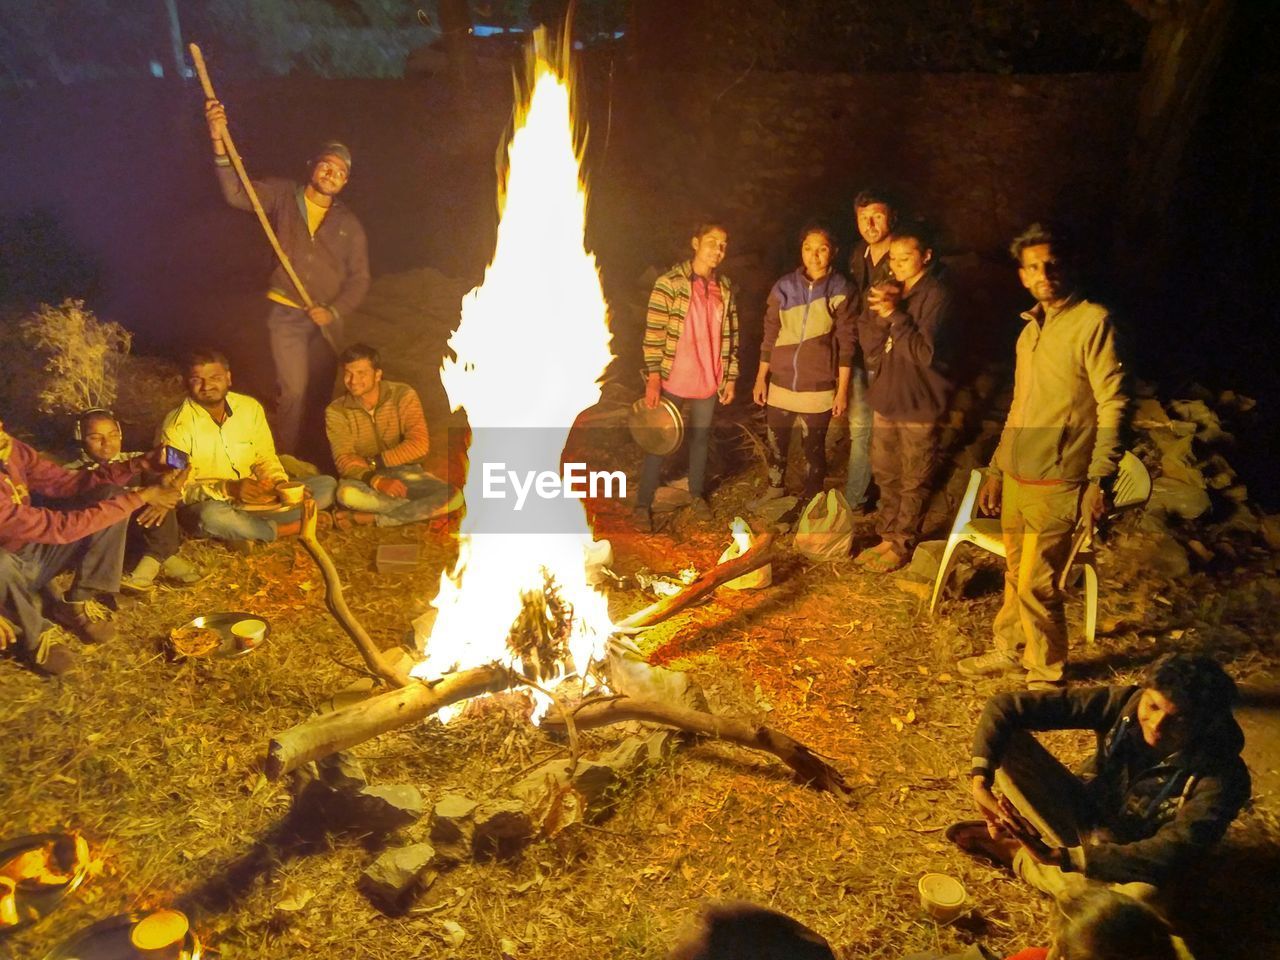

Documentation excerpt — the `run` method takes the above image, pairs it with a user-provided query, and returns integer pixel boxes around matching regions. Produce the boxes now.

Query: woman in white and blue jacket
[753,224,857,505]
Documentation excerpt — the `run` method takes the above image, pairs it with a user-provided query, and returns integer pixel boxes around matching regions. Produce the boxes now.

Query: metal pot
[628,394,684,456]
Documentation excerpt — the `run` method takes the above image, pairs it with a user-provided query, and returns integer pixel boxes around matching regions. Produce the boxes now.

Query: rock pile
[901,380,1277,601]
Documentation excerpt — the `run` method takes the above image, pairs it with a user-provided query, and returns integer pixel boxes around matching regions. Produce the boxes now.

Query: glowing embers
[410,41,614,719]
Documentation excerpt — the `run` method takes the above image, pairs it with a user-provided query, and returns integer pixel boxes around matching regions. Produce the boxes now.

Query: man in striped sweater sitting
[325,344,459,527]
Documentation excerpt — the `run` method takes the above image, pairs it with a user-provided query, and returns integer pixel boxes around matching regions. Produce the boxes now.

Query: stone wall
[598,69,1138,265]
[587,68,1138,379]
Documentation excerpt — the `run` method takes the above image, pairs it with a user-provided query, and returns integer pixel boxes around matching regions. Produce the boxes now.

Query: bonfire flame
[411,36,615,719]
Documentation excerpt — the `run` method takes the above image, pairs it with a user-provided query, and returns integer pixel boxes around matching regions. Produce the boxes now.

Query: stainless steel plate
[0,834,88,937]
[171,612,271,660]
[40,912,201,960]
[628,396,685,456]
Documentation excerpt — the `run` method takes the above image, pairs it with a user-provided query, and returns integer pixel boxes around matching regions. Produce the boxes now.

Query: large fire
[410,40,615,716]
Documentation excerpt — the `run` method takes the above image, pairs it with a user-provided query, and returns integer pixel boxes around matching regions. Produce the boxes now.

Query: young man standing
[204,99,370,458]
[958,223,1127,688]
[843,189,896,511]
[949,654,1250,906]
[635,221,740,530]
[325,344,457,526]
[0,417,182,675]
[159,349,336,544]
[855,225,954,572]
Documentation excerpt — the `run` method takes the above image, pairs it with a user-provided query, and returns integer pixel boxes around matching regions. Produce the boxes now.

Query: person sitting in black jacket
[947,653,1250,906]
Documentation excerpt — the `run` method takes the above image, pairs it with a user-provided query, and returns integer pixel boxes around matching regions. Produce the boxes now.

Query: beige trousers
[993,475,1083,682]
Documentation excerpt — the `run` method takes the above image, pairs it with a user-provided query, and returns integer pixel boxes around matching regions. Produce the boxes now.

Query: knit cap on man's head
[313,141,352,173]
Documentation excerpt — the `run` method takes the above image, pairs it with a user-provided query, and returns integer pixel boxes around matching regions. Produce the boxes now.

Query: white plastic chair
[928,452,1151,644]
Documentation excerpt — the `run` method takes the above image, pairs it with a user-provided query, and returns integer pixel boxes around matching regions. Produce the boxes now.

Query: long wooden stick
[297,498,409,688]
[188,42,337,351]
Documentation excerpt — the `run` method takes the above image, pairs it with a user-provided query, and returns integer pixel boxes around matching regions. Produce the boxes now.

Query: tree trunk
[1122,0,1236,238]
[161,0,188,79]
[437,0,476,97]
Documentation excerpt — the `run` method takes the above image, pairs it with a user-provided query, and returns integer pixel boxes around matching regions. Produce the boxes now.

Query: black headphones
[74,407,119,443]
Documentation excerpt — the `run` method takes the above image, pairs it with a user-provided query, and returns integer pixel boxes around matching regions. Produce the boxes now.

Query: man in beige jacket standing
[958,224,1127,688]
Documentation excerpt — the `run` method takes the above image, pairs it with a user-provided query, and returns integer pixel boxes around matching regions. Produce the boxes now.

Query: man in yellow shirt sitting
[158,349,336,543]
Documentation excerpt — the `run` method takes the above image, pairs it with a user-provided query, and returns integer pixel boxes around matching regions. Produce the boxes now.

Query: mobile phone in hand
[163,445,190,470]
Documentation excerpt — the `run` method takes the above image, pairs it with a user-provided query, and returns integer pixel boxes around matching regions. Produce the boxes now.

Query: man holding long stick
[203,98,370,459]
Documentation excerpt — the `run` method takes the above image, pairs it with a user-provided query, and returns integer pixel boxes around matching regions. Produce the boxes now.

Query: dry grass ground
[2,431,1279,960]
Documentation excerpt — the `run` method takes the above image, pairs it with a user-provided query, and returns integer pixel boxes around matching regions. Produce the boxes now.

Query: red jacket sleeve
[0,490,142,545]
[21,452,106,500]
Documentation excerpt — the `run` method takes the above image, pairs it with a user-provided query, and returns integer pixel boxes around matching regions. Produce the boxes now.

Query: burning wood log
[614,531,774,632]
[266,665,519,780]
[297,498,410,688]
[272,522,780,778]
[542,697,853,797]
[269,668,849,800]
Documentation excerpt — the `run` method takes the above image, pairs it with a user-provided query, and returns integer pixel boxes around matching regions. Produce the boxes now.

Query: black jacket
[214,162,370,321]
[971,685,1251,886]
[847,240,892,315]
[858,266,954,422]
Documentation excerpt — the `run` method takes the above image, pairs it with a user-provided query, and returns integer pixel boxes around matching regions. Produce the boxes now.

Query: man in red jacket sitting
[0,417,182,675]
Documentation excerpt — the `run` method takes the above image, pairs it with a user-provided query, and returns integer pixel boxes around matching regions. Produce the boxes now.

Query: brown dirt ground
[2,416,1279,960]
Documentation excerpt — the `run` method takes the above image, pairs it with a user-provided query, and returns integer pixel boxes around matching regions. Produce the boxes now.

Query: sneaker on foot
[160,555,204,586]
[956,650,1021,678]
[32,638,76,676]
[121,556,161,594]
[1026,678,1067,691]
[49,598,115,645]
[688,497,713,521]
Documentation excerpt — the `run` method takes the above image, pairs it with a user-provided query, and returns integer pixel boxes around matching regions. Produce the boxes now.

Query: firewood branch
[544,695,853,797]
[297,498,410,688]
[266,664,520,779]
[615,531,774,632]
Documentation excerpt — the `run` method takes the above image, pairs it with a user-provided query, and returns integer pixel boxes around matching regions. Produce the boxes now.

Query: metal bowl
[627,396,685,456]
[40,911,202,959]
[170,612,271,660]
[0,833,89,937]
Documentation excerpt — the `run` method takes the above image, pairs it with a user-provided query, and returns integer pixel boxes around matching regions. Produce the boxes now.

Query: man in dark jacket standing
[204,99,370,459]
[854,224,953,572]
[0,417,182,675]
[842,189,896,512]
[948,653,1250,906]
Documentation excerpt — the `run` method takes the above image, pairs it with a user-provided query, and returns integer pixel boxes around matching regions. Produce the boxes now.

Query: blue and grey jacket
[760,269,856,413]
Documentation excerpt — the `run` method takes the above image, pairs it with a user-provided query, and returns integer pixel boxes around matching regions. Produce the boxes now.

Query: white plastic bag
[794,490,854,561]
[718,517,772,589]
